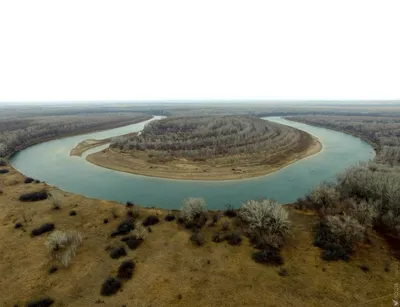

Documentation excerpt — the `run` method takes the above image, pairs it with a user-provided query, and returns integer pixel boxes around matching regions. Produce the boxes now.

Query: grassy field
[0,165,398,307]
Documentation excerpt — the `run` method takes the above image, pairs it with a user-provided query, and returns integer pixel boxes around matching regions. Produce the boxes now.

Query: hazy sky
[1,0,399,103]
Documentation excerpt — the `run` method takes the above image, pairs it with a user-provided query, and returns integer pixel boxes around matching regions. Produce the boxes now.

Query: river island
[71,116,322,180]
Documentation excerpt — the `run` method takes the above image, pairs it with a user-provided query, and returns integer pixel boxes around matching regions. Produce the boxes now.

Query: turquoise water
[10,117,375,209]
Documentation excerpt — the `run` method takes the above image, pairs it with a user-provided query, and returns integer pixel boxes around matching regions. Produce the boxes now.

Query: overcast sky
[0,0,399,103]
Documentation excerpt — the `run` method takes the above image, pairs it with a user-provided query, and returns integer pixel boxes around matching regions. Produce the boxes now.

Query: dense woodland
[289,114,400,261]
[289,115,400,165]
[110,116,312,159]
[0,113,151,157]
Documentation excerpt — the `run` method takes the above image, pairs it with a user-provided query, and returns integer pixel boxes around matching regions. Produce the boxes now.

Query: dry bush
[221,220,230,231]
[181,197,207,222]
[19,190,48,202]
[240,199,290,250]
[0,181,3,194]
[132,222,148,240]
[310,183,340,213]
[252,246,284,265]
[239,199,290,238]
[326,215,365,244]
[45,230,82,267]
[381,211,400,234]
[347,199,378,226]
[190,231,205,246]
[252,232,285,249]
[50,190,62,210]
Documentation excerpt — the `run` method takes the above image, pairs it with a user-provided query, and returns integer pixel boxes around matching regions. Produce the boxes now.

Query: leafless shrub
[252,232,285,249]
[348,199,378,226]
[239,199,290,238]
[381,211,400,234]
[45,230,82,267]
[128,206,140,220]
[221,220,230,231]
[326,215,365,244]
[131,222,148,240]
[181,197,207,223]
[50,190,62,210]
[190,231,205,246]
[310,183,340,213]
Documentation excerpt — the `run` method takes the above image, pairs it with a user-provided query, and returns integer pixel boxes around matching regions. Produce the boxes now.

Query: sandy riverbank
[85,135,322,180]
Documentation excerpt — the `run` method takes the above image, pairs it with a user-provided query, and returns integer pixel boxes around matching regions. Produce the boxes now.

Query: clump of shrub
[0,159,6,167]
[142,215,159,227]
[109,246,127,259]
[132,223,148,240]
[111,219,135,237]
[26,297,54,307]
[224,204,237,218]
[224,232,242,245]
[0,169,9,174]
[19,190,48,202]
[117,260,135,280]
[126,206,140,219]
[69,210,77,216]
[181,198,208,230]
[24,177,35,184]
[14,222,23,229]
[310,183,340,214]
[45,230,83,267]
[221,220,230,231]
[121,236,142,250]
[325,214,365,243]
[190,231,205,246]
[31,223,55,237]
[103,218,109,224]
[347,199,378,227]
[212,232,224,243]
[165,213,175,221]
[209,214,219,227]
[239,199,290,249]
[252,246,284,265]
[50,191,62,210]
[100,277,121,296]
[121,222,148,249]
[126,201,134,207]
[313,217,363,261]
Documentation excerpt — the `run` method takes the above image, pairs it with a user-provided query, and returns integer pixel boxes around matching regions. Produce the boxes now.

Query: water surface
[11,117,374,209]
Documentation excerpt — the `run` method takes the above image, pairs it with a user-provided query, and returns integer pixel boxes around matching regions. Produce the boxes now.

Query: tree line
[289,115,400,165]
[0,113,151,157]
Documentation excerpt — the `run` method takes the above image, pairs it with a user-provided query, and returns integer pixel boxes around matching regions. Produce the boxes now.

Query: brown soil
[86,136,322,180]
[0,165,398,306]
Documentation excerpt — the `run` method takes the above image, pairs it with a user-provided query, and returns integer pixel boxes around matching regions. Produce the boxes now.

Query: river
[10,116,375,209]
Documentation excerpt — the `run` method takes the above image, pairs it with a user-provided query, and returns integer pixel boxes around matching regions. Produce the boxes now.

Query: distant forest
[289,115,400,165]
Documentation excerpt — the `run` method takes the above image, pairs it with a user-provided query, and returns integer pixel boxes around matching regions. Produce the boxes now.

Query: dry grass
[0,167,398,306]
